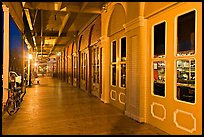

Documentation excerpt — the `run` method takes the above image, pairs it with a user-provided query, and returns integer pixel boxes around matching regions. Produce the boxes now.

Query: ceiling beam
[61,6,101,14]
[58,13,69,37]
[80,2,89,11]
[56,2,63,10]
[33,10,38,27]
[48,13,78,57]
[23,2,101,14]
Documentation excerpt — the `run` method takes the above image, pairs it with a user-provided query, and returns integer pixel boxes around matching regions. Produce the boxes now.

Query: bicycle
[5,80,26,116]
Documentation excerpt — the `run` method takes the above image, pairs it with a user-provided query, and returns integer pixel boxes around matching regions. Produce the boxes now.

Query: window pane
[97,66,99,83]
[177,10,195,56]
[176,59,195,103]
[121,37,126,61]
[153,61,165,96]
[121,64,126,88]
[154,22,165,58]
[97,47,99,65]
[93,65,95,83]
[112,41,116,62]
[112,64,116,86]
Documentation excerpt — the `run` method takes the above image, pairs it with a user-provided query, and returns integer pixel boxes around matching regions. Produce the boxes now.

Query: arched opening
[107,3,127,111]
[108,3,126,37]
[78,35,83,88]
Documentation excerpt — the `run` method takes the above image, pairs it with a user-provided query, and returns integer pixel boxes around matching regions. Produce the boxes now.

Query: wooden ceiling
[3,2,107,61]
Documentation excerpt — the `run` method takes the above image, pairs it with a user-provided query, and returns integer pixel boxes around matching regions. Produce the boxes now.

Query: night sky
[2,10,28,74]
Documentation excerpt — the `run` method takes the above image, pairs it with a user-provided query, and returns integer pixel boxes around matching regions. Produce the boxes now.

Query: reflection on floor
[2,77,168,135]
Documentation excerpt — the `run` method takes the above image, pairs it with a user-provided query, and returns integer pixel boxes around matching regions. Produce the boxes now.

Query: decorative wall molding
[173,109,196,133]
[119,92,125,105]
[110,90,117,101]
[151,102,166,121]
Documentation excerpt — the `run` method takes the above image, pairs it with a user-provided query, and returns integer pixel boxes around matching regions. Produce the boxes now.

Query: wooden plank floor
[2,77,168,135]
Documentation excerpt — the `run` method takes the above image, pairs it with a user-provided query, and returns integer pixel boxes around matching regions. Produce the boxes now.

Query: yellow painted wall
[146,2,202,134]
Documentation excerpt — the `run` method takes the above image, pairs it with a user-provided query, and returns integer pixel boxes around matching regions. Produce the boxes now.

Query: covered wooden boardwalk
[2,77,167,135]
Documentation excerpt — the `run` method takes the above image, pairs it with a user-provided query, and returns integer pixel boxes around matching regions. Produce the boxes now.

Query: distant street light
[28,54,33,59]
[34,62,38,67]
[56,52,61,56]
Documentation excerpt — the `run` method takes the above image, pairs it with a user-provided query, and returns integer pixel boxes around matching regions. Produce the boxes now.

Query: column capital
[2,5,9,12]
[123,16,147,32]
[100,36,109,42]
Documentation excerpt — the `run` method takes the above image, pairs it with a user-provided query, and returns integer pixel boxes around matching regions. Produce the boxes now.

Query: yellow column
[100,36,110,103]
[2,4,9,107]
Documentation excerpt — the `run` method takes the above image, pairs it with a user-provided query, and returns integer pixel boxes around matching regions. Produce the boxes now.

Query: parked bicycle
[5,75,26,116]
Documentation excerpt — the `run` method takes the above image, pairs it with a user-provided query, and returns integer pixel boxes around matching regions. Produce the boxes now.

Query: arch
[88,24,95,46]
[108,3,126,37]
[78,35,83,51]
[71,41,74,54]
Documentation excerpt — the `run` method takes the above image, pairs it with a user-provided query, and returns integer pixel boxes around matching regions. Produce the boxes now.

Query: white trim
[150,102,166,121]
[110,90,117,101]
[118,92,125,105]
[173,109,196,133]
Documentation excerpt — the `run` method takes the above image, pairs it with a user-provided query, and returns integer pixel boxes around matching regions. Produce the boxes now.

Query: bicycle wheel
[6,99,17,116]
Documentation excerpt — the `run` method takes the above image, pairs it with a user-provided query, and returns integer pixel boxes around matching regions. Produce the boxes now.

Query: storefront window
[84,54,87,80]
[154,22,165,58]
[121,64,126,88]
[112,64,116,86]
[92,47,100,84]
[177,10,195,56]
[176,59,195,103]
[120,37,126,88]
[81,53,84,80]
[153,61,165,96]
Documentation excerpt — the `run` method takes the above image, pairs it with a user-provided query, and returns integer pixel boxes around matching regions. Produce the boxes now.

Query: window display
[176,59,195,103]
[112,64,116,86]
[121,64,126,88]
[92,47,100,84]
[81,53,84,80]
[153,61,165,96]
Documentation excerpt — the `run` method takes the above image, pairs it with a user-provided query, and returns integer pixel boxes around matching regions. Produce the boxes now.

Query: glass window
[154,22,165,58]
[97,47,99,65]
[177,10,195,56]
[121,64,126,88]
[153,61,165,96]
[112,64,116,86]
[84,54,87,80]
[121,37,126,61]
[81,53,83,80]
[112,41,116,62]
[176,59,195,103]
